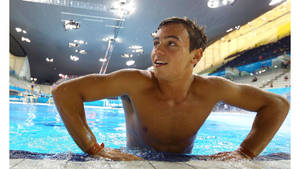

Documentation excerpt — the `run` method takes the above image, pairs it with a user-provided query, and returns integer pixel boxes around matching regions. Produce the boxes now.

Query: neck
[156,72,194,103]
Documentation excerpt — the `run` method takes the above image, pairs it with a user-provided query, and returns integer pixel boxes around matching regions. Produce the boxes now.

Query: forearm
[52,83,99,154]
[239,97,289,157]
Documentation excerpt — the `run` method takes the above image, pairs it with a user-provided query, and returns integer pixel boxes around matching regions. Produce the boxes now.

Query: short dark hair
[157,16,208,52]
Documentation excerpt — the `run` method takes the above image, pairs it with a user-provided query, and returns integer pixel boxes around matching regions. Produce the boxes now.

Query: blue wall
[236,59,273,73]
[210,58,274,76]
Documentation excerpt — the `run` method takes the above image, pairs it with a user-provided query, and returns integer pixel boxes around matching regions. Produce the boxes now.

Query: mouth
[154,59,168,67]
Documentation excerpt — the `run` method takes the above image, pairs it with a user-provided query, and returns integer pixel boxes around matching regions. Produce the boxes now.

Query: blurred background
[9,0,290,106]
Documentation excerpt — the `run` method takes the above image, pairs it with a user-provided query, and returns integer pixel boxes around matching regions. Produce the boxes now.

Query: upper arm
[52,69,146,102]
[209,77,289,112]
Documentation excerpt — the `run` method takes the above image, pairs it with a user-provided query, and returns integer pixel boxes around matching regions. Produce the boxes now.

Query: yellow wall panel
[194,0,290,74]
[277,21,290,39]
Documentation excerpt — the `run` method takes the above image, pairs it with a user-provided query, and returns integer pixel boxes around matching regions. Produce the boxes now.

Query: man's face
[151,23,195,80]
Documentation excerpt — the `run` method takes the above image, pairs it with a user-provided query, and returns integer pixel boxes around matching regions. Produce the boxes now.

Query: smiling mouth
[154,60,168,67]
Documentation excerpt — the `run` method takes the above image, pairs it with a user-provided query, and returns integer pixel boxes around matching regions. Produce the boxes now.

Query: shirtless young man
[52,17,290,161]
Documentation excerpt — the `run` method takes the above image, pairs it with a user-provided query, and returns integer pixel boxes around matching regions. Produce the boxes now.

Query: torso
[121,70,219,153]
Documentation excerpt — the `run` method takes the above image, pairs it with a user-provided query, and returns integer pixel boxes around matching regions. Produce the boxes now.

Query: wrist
[236,145,256,159]
[86,142,105,155]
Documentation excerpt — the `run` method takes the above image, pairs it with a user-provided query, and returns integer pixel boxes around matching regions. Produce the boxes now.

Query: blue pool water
[9,102,290,156]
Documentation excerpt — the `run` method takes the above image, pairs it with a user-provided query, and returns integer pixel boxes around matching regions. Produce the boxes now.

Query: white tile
[13,159,67,169]
[149,161,194,169]
[187,160,229,169]
[252,160,290,169]
[108,161,154,169]
[65,160,110,169]
[9,159,24,168]
[186,160,291,169]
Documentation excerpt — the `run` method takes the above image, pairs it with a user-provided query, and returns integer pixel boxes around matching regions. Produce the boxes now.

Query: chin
[153,69,174,81]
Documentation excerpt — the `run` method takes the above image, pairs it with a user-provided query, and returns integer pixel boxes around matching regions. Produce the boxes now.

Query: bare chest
[130,94,215,143]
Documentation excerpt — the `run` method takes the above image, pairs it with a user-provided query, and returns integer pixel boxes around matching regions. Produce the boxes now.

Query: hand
[209,151,251,161]
[92,147,143,161]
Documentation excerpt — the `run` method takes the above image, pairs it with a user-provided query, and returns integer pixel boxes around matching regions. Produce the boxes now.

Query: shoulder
[107,68,155,90]
[109,68,153,82]
[55,69,153,92]
[192,75,241,97]
[193,74,235,88]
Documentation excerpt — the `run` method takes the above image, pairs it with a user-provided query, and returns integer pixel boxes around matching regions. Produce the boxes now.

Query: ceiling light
[64,20,80,30]
[126,60,135,66]
[21,37,31,43]
[129,45,144,53]
[269,0,284,6]
[121,53,133,58]
[132,49,144,53]
[110,0,136,17]
[22,30,27,34]
[79,50,87,54]
[115,37,121,43]
[74,40,87,45]
[99,58,107,62]
[208,0,235,8]
[102,36,121,43]
[207,0,219,8]
[15,27,22,32]
[70,55,79,61]
[226,28,233,33]
[129,45,142,49]
[69,42,79,48]
[125,1,136,14]
[46,57,54,62]
[102,36,114,42]
[75,49,87,54]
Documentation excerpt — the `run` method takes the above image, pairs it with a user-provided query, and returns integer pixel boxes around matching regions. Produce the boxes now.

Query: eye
[153,41,160,47]
[168,41,176,47]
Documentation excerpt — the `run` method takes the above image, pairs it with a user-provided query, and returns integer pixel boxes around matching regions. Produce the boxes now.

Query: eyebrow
[152,35,181,41]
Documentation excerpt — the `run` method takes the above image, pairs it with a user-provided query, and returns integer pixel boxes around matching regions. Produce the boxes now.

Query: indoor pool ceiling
[10,0,285,84]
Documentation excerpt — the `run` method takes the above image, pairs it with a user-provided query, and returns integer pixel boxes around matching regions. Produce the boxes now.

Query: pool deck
[10,159,290,169]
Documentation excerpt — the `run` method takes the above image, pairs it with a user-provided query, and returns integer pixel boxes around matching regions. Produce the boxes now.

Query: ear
[191,48,203,65]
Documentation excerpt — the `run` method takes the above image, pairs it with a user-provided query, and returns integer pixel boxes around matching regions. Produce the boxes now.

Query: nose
[154,43,165,56]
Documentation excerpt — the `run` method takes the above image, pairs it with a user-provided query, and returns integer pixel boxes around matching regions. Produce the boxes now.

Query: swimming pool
[9,102,290,157]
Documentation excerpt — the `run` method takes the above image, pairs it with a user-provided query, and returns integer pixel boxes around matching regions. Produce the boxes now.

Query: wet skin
[120,74,217,153]
[52,23,289,160]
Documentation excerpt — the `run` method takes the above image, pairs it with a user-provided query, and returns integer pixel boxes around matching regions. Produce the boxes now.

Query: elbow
[279,96,290,114]
[272,95,290,116]
[51,81,83,102]
[51,82,69,99]
[51,83,62,98]
[258,95,290,116]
